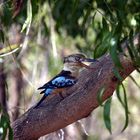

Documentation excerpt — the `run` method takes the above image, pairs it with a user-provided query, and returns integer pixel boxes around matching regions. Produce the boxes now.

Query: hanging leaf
[72,0,79,16]
[91,12,97,26]
[129,30,140,67]
[116,84,129,132]
[82,5,92,28]
[94,43,108,58]
[116,84,125,108]
[21,0,32,33]
[128,30,136,60]
[97,87,105,106]
[0,44,21,57]
[94,31,111,58]
[0,29,5,43]
[110,44,123,69]
[0,115,8,140]
[112,67,123,81]
[103,97,112,134]
[129,75,140,89]
[8,125,13,140]
[102,18,109,32]
[0,113,13,140]
[127,43,135,61]
[121,84,129,132]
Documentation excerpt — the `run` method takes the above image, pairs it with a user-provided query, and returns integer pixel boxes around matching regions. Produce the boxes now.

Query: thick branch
[12,33,140,140]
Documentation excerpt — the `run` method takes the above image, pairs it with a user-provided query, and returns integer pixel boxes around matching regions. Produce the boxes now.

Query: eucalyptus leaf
[8,126,13,140]
[116,85,125,108]
[0,29,5,43]
[0,114,13,140]
[112,67,123,81]
[97,87,105,106]
[121,84,129,132]
[102,18,109,32]
[82,4,92,28]
[110,44,123,69]
[21,0,32,33]
[129,75,140,89]
[103,97,112,134]
[129,30,140,67]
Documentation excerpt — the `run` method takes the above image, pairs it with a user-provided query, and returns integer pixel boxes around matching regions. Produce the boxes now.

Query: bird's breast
[52,88,66,94]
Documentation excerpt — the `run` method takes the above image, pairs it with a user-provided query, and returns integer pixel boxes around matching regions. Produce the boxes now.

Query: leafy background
[0,0,140,139]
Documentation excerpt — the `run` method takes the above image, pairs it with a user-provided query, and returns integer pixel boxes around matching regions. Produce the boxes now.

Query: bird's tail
[34,95,47,108]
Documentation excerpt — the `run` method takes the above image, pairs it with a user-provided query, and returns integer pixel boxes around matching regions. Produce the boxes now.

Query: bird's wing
[38,71,77,94]
[35,71,77,108]
[38,76,77,89]
[50,76,77,88]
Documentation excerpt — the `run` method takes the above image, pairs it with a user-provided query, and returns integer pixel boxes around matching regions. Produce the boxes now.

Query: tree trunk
[9,68,23,122]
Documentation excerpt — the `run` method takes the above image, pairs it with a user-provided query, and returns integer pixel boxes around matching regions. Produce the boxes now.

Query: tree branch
[12,33,140,140]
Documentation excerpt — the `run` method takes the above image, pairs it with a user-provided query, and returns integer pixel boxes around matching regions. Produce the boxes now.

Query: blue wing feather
[35,70,77,108]
[51,76,76,88]
[38,70,77,94]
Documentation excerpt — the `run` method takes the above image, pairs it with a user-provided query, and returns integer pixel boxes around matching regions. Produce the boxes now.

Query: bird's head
[63,53,97,74]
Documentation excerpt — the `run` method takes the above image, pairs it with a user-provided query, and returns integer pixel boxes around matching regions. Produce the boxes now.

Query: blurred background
[0,0,140,139]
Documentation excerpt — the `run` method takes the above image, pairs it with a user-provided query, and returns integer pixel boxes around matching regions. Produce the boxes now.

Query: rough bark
[9,68,23,122]
[12,33,140,140]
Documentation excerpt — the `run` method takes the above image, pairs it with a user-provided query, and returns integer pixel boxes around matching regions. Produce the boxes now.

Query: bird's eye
[75,57,80,61]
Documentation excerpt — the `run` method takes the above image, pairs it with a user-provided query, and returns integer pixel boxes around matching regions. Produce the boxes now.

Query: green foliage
[112,67,123,81]
[110,44,122,69]
[103,97,112,134]
[0,112,13,140]
[0,29,5,43]
[116,84,129,132]
[50,0,94,37]
[97,86,105,106]
[129,75,140,89]
[128,30,140,68]
[0,0,12,26]
[21,0,32,33]
[121,84,129,132]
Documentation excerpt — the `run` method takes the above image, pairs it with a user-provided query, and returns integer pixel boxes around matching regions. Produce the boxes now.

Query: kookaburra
[34,53,97,108]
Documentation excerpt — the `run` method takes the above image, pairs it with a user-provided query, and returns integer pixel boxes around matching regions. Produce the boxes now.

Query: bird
[34,53,97,108]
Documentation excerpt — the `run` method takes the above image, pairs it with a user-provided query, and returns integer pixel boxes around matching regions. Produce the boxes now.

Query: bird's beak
[79,58,98,69]
[83,58,97,62]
